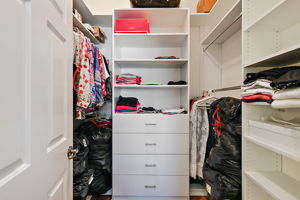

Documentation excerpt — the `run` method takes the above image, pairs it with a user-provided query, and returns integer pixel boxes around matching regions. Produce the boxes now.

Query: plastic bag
[73,169,94,200]
[203,97,242,200]
[73,134,90,178]
[130,0,181,8]
[88,170,112,195]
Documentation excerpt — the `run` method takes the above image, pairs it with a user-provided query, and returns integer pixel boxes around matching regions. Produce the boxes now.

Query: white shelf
[201,0,242,47]
[73,14,100,44]
[190,183,208,196]
[244,135,300,163]
[114,85,188,89]
[245,171,300,200]
[244,0,299,32]
[244,43,300,68]
[114,34,188,48]
[242,102,271,106]
[114,33,188,36]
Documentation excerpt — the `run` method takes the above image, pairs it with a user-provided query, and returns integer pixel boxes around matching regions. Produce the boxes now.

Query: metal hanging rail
[203,85,241,96]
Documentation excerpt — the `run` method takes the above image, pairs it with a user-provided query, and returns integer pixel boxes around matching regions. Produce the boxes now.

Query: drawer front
[113,155,189,175]
[113,134,189,154]
[113,114,189,134]
[113,175,189,196]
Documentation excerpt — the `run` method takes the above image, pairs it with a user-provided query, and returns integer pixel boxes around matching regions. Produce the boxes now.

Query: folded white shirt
[273,87,300,100]
[242,88,274,97]
[271,99,300,109]
[242,79,272,91]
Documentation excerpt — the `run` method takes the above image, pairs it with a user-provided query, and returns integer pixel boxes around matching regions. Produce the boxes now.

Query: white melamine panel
[243,0,282,28]
[115,59,188,67]
[114,9,189,33]
[245,171,300,200]
[113,114,189,133]
[113,155,189,175]
[113,134,189,154]
[113,175,189,196]
[247,120,300,162]
[115,88,188,111]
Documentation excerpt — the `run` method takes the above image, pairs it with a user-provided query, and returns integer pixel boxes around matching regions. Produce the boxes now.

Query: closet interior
[70,0,300,199]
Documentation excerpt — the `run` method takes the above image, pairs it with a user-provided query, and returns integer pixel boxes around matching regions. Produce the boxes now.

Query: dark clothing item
[244,66,299,84]
[205,109,216,160]
[168,80,187,85]
[271,68,300,89]
[242,99,273,104]
[116,96,139,107]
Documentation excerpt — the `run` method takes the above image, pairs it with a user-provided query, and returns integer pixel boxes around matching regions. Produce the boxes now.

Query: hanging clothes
[190,96,217,179]
[73,28,110,119]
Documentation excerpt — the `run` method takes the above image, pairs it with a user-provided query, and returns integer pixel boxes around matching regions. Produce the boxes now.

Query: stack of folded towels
[242,67,299,104]
[271,67,300,109]
[116,96,140,113]
[116,73,141,85]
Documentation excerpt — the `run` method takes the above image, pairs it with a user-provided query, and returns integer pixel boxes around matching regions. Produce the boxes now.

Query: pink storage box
[115,19,150,33]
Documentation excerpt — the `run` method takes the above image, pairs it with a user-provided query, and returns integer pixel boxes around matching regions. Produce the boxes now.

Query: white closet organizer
[242,0,300,199]
[112,8,190,200]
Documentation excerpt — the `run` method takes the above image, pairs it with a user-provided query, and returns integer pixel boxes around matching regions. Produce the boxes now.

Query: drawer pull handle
[144,123,157,126]
[145,143,157,146]
[145,185,156,189]
[145,164,157,167]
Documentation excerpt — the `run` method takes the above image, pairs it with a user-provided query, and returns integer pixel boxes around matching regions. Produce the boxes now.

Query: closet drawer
[113,155,189,175]
[113,175,189,196]
[113,114,189,134]
[113,134,189,154]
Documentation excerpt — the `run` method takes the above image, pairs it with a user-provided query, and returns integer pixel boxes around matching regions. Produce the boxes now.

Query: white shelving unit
[242,0,300,199]
[112,8,190,200]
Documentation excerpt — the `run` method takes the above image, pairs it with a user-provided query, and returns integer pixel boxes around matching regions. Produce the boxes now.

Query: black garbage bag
[88,170,112,195]
[130,0,181,8]
[203,164,241,200]
[73,169,94,200]
[203,97,241,200]
[73,134,90,178]
[86,125,112,173]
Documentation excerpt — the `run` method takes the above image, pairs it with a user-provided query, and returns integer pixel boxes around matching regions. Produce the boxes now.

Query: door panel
[0,0,31,188]
[0,0,73,199]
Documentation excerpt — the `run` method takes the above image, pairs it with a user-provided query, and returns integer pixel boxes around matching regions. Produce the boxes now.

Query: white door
[0,0,73,199]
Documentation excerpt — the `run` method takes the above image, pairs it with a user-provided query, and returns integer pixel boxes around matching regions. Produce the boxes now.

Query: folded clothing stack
[168,81,187,85]
[116,73,141,85]
[162,107,187,115]
[138,107,161,114]
[271,68,300,109]
[241,67,299,104]
[116,96,140,113]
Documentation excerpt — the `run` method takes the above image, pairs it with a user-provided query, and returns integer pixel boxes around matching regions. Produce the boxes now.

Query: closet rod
[204,85,241,94]
[203,14,242,52]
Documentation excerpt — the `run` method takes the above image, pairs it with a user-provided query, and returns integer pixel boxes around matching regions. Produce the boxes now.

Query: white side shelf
[202,0,241,47]
[190,184,208,197]
[244,0,297,32]
[73,14,100,44]
[115,85,188,88]
[245,171,300,200]
[245,119,300,162]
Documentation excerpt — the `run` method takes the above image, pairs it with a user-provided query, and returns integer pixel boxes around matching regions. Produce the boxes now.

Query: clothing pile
[270,68,300,109]
[138,107,161,114]
[116,73,141,85]
[241,66,299,104]
[73,120,112,200]
[168,80,187,85]
[73,28,111,119]
[116,96,140,113]
[162,107,187,115]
